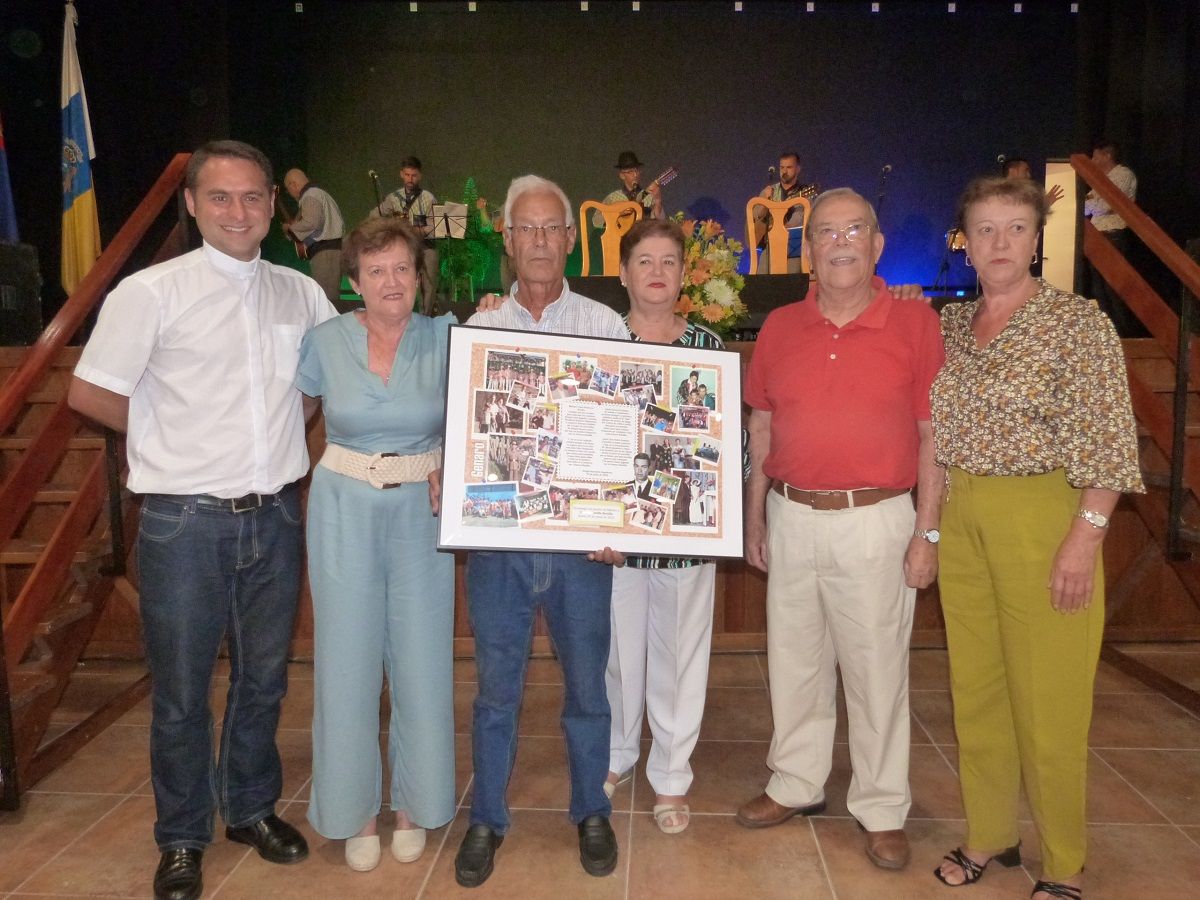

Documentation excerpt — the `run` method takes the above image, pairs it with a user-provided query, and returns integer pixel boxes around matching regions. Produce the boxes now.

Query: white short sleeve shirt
[74,242,337,497]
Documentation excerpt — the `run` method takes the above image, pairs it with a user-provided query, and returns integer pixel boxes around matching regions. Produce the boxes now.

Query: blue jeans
[137,488,302,850]
[467,551,613,832]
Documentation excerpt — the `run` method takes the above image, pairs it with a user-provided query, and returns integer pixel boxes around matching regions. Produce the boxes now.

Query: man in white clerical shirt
[69,140,336,900]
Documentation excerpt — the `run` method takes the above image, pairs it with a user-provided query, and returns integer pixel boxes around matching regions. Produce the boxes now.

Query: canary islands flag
[0,111,18,243]
[61,1,100,293]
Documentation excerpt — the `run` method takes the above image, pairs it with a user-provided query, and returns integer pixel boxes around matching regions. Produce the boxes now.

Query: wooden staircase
[0,348,150,801]
[0,155,190,808]
[1102,340,1200,639]
[1074,149,1200,665]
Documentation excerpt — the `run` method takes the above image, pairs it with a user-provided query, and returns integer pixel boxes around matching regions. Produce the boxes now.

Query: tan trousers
[940,468,1102,880]
[757,245,803,275]
[763,489,916,830]
[307,247,343,306]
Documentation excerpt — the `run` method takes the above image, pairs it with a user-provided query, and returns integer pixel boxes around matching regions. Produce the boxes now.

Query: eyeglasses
[507,223,569,240]
[810,223,872,245]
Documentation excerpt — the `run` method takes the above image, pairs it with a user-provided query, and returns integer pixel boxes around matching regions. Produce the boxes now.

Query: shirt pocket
[272,324,306,381]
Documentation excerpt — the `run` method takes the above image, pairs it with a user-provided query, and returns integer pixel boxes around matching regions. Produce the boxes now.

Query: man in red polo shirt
[736,188,945,871]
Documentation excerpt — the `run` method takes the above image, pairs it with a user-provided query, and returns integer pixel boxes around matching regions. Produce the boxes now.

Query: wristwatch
[1076,509,1110,529]
[914,528,940,544]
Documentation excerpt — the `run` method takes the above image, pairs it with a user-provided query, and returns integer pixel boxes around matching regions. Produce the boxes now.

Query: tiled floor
[2,646,1200,898]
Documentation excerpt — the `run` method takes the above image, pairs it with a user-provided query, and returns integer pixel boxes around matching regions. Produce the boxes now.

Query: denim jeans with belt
[137,488,302,850]
[466,551,613,832]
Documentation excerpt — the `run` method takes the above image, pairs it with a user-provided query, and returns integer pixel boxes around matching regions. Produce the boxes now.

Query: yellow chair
[746,195,812,275]
[579,200,644,276]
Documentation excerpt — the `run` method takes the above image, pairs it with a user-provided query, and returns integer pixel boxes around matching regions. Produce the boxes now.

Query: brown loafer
[865,828,910,870]
[735,792,826,829]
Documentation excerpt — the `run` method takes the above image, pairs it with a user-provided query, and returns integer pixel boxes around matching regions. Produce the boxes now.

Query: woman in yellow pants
[929,176,1143,900]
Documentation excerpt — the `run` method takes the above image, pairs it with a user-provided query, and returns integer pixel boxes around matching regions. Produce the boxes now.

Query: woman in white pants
[604,219,723,834]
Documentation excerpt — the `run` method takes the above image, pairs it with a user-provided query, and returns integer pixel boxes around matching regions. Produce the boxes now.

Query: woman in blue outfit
[297,216,455,872]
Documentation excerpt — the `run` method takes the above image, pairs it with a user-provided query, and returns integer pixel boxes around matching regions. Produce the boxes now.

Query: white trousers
[764,489,916,830]
[605,563,716,796]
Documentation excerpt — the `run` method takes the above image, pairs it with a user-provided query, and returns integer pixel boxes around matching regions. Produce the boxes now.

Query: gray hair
[503,175,575,229]
[808,187,880,233]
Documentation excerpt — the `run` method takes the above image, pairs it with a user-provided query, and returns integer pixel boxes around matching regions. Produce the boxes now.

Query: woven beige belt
[319,444,441,489]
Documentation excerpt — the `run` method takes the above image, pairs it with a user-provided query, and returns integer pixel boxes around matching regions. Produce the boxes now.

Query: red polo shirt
[745,276,944,490]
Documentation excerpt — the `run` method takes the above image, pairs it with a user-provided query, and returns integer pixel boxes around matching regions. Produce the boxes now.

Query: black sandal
[1032,881,1081,899]
[933,843,1022,887]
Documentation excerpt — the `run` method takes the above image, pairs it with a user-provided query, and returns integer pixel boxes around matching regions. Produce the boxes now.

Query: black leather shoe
[153,848,203,900]
[578,814,617,877]
[455,823,503,888]
[225,814,308,864]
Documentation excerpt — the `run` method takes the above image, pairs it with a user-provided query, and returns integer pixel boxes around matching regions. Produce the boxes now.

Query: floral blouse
[930,279,1144,493]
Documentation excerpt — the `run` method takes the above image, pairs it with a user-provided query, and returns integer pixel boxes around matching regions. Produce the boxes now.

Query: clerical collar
[202,241,259,279]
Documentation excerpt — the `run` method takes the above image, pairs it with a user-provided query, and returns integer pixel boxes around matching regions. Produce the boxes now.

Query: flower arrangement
[673,213,748,336]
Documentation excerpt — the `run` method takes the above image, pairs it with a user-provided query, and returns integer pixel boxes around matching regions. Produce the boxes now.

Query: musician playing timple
[593,151,664,228]
[371,155,439,308]
[755,151,818,274]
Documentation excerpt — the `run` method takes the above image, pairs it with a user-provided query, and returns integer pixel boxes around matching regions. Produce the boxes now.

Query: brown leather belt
[772,481,910,511]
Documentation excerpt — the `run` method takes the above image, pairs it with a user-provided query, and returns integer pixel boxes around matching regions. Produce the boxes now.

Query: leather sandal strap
[1033,881,1082,899]
[942,847,985,884]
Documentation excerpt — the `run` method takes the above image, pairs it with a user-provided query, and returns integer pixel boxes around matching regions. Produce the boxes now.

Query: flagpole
[61,0,101,294]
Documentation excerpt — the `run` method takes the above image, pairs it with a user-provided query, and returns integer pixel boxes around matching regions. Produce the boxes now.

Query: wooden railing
[0,153,190,435]
[1072,153,1200,507]
[1072,153,1200,303]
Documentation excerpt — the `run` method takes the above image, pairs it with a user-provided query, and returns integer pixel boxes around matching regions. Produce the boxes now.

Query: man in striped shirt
[455,175,627,889]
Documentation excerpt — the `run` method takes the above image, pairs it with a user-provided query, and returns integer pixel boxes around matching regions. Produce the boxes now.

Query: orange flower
[675,295,695,316]
[680,218,696,237]
[700,302,725,323]
[688,258,712,287]
[702,220,723,239]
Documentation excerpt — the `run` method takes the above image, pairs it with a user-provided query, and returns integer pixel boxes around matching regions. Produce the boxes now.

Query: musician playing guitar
[369,155,439,306]
[592,151,676,228]
[281,168,346,306]
[754,151,819,274]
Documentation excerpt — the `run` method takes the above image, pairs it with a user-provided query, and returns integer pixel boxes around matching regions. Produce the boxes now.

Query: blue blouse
[296,311,454,455]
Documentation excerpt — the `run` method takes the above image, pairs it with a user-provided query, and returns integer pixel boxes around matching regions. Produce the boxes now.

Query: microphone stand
[876,167,891,223]
[932,244,953,293]
[369,171,384,216]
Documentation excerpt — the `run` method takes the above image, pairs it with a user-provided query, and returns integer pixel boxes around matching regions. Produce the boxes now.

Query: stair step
[7,670,57,712]
[1143,471,1171,488]
[33,483,80,503]
[1122,338,1167,358]
[1135,422,1200,438]
[1176,524,1200,544]
[0,347,81,367]
[0,436,106,450]
[25,389,68,404]
[0,537,108,565]
[37,601,94,636]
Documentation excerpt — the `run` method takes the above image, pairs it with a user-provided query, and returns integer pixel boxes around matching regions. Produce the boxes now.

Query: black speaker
[0,243,43,345]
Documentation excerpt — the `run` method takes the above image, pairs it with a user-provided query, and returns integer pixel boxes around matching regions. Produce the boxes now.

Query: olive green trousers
[939,468,1102,880]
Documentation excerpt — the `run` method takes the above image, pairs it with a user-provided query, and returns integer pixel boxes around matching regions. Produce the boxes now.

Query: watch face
[918,529,940,544]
